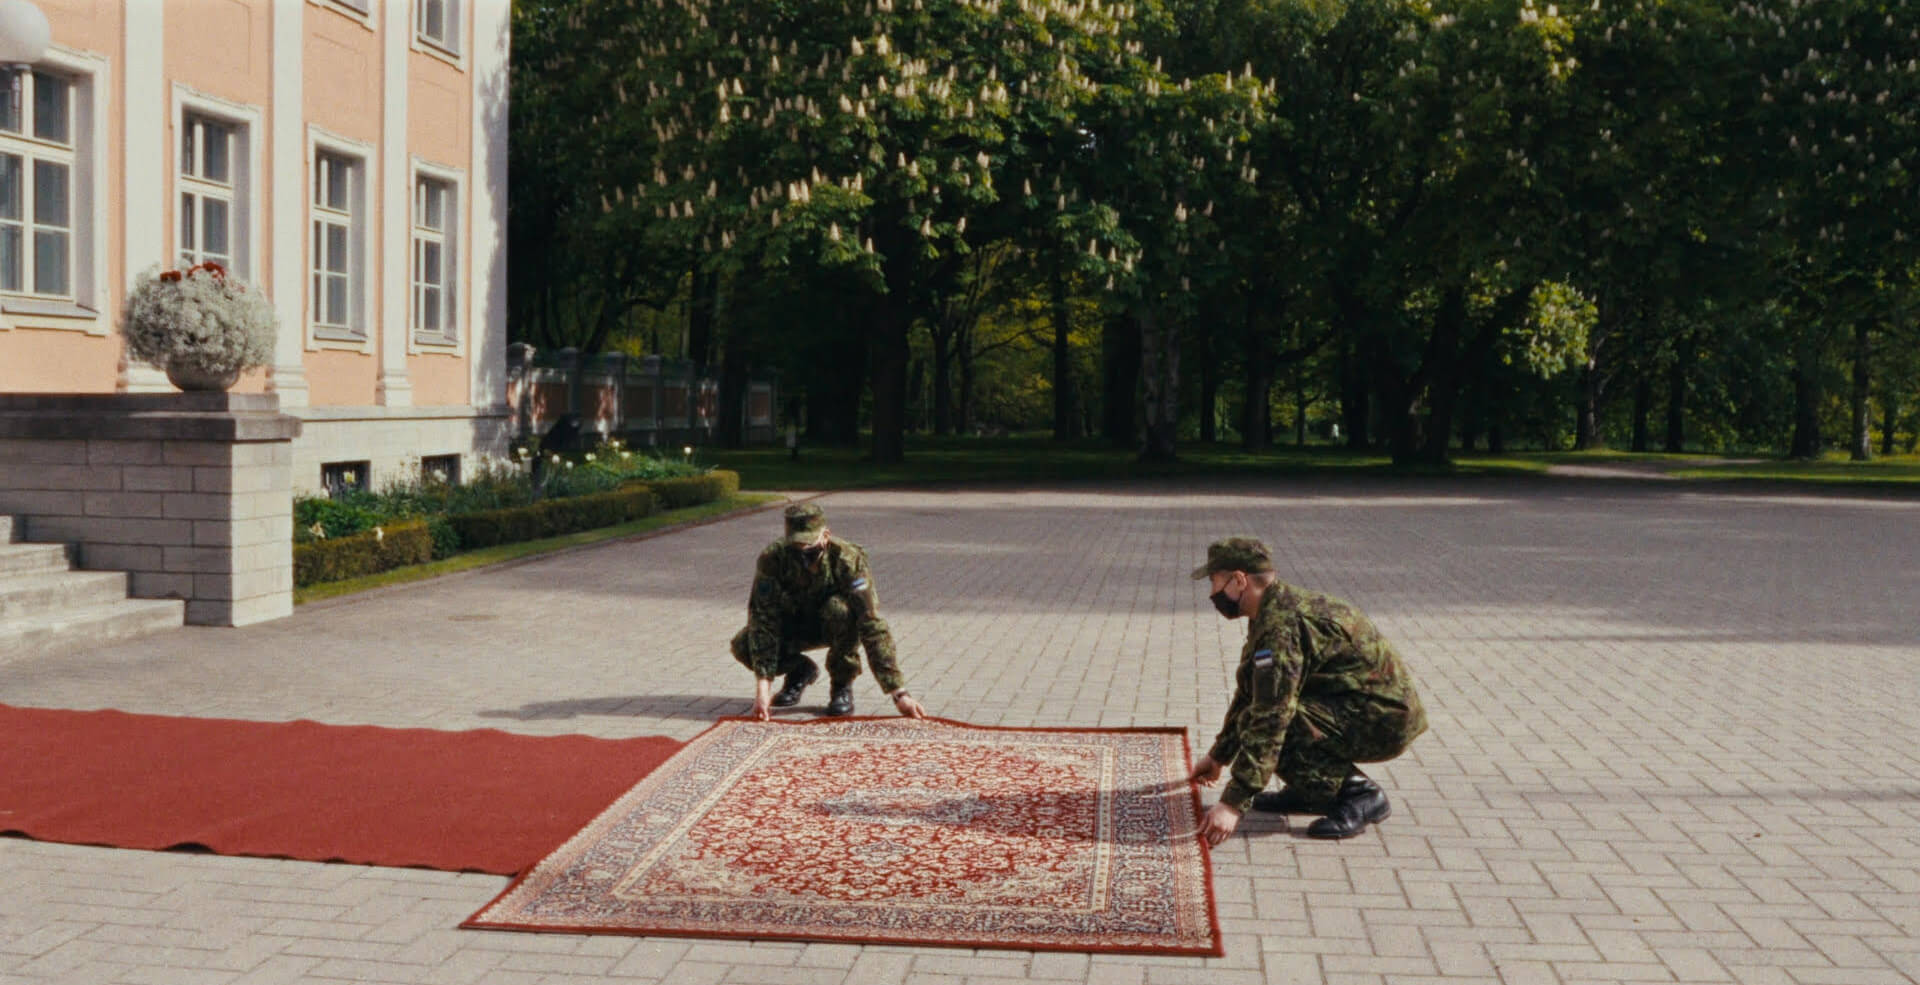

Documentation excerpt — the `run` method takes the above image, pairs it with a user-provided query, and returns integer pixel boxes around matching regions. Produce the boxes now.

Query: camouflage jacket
[1209,581,1427,811]
[741,538,902,690]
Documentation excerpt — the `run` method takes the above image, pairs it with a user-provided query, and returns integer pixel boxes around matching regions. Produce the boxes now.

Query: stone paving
[3,475,1919,985]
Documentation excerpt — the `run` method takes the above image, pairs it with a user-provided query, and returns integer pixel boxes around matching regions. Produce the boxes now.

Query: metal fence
[505,344,778,448]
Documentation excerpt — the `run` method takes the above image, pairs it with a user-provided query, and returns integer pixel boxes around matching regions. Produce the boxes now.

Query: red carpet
[468,717,1222,955]
[0,704,682,875]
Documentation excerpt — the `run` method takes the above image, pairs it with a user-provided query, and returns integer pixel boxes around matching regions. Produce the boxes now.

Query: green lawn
[294,494,783,604]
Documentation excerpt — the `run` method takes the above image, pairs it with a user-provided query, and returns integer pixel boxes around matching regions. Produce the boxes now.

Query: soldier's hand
[1189,755,1223,787]
[1199,802,1242,847]
[752,679,774,721]
[892,692,927,719]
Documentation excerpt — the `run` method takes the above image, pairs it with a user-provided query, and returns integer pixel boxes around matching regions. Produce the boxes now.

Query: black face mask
[1209,588,1240,619]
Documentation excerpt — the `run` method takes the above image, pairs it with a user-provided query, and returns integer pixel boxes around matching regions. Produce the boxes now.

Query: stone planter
[165,361,242,392]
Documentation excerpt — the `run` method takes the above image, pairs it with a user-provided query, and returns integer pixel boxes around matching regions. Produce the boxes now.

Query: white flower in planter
[120,262,276,380]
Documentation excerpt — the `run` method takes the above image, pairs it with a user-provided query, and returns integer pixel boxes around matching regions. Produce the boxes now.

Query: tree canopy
[511,0,1920,463]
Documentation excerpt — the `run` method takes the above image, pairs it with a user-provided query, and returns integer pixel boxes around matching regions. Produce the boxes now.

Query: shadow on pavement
[478,694,741,722]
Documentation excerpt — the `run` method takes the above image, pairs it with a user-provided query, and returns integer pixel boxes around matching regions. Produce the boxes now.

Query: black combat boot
[771,658,819,707]
[1305,775,1391,839]
[1249,786,1332,815]
[825,683,855,716]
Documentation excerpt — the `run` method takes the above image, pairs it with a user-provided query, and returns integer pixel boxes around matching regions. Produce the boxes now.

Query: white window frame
[306,0,375,30]
[409,159,464,350]
[412,0,463,63]
[171,85,261,282]
[0,47,107,334]
[306,127,373,351]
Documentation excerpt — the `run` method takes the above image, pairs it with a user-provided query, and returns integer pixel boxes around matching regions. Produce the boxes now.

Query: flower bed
[292,442,738,587]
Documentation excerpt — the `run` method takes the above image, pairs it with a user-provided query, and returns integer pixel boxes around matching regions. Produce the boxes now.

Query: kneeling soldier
[731,503,927,721]
[1188,537,1427,843]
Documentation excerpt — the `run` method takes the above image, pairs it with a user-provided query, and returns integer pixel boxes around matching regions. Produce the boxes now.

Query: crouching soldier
[1188,537,1428,843]
[731,503,927,721]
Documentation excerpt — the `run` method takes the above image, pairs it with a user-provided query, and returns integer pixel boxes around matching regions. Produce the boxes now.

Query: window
[179,114,238,273]
[415,0,460,54]
[421,454,460,485]
[0,68,75,299]
[412,175,456,342]
[310,149,363,337]
[321,460,369,498]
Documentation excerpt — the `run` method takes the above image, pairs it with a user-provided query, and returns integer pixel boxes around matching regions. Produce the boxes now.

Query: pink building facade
[0,0,511,493]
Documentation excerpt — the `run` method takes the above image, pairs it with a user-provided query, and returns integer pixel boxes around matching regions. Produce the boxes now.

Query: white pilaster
[269,0,309,408]
[470,0,510,415]
[375,0,413,408]
[120,2,169,393]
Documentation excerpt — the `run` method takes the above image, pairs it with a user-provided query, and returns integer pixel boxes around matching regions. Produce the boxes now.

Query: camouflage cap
[784,502,828,544]
[1190,536,1275,580]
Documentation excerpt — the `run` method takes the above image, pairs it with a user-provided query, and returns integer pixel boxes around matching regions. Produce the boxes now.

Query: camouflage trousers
[1276,691,1427,806]
[730,596,903,691]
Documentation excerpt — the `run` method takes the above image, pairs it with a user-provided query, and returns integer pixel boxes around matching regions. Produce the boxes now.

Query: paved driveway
[4,476,1918,985]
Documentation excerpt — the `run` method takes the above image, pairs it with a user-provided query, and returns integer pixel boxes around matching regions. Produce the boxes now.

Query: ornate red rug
[464,717,1221,955]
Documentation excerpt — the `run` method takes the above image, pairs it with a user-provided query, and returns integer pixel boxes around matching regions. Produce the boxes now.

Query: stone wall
[290,406,512,496]
[0,394,301,626]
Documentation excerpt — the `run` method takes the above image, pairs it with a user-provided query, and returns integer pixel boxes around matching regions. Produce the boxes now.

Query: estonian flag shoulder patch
[1251,649,1275,668]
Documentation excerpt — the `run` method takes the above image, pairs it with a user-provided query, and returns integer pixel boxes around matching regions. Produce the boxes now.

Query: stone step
[0,515,14,543]
[0,597,186,661]
[0,541,73,577]
[0,569,132,621]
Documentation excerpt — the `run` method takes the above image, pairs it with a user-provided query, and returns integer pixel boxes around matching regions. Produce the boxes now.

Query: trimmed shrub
[644,470,740,509]
[447,486,657,550]
[425,516,460,560]
[293,521,434,587]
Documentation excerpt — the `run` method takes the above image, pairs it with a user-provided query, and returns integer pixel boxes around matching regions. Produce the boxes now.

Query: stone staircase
[0,515,185,658]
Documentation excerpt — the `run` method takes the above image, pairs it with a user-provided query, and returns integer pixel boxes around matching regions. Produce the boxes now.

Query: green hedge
[292,469,739,588]
[294,521,434,587]
[448,486,658,550]
[642,470,740,509]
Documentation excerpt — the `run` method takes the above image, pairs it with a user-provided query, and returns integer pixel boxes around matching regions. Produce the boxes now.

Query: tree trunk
[1630,373,1652,453]
[1050,258,1080,440]
[1664,340,1690,453]
[1242,344,1274,451]
[868,296,911,464]
[1416,285,1467,465]
[1575,359,1605,451]
[1849,322,1872,461]
[1293,356,1309,448]
[685,267,719,374]
[1789,362,1822,460]
[1138,306,1180,462]
[1339,336,1370,450]
[1881,394,1898,457]
[1198,323,1218,444]
[1369,338,1421,465]
[1101,311,1140,449]
[931,327,955,436]
[717,342,750,449]
[958,320,977,434]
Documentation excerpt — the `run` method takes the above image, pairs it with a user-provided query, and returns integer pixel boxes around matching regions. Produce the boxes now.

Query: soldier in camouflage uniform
[1188,537,1427,843]
[730,503,927,720]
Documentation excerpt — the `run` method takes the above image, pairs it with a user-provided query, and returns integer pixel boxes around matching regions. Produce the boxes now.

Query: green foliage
[293,522,435,588]
[1509,282,1596,378]
[447,488,659,551]
[642,470,742,509]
